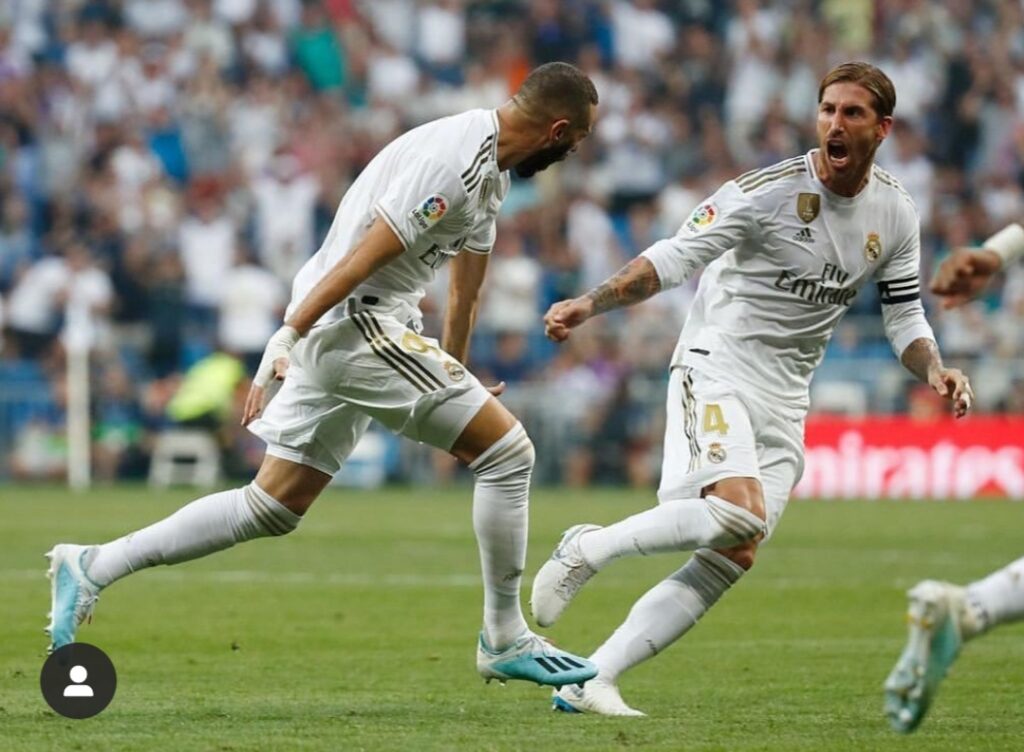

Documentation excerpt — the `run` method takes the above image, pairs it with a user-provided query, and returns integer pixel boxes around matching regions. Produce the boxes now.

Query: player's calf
[44,483,303,650]
[468,421,534,649]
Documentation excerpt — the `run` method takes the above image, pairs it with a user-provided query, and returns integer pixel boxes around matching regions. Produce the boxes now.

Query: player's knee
[715,541,758,571]
[706,477,766,522]
[471,422,534,481]
[245,483,301,537]
[704,493,765,545]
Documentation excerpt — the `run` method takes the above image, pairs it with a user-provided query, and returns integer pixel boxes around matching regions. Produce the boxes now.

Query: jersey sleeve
[463,218,495,255]
[874,210,935,357]
[374,157,467,251]
[640,180,755,289]
[463,173,509,255]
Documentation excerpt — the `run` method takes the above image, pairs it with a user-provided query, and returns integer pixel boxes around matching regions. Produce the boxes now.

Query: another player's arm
[443,250,488,364]
[242,219,405,425]
[930,222,1024,309]
[899,338,972,418]
[544,257,660,342]
[879,218,973,419]
[545,182,753,342]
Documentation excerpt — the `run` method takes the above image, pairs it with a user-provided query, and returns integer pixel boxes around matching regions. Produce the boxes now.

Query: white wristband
[253,325,301,388]
[983,223,1024,268]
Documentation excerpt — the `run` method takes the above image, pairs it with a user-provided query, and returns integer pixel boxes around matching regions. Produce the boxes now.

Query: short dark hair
[818,62,896,118]
[514,62,599,128]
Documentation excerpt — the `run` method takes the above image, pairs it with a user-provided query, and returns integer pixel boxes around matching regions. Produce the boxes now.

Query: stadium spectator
[218,244,288,373]
[250,149,320,282]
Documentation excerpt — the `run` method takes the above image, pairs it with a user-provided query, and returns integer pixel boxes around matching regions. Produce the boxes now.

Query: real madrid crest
[796,193,820,223]
[444,361,466,382]
[864,232,881,262]
[707,442,727,464]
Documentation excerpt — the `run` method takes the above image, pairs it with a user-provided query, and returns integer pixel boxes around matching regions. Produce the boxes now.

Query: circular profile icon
[40,643,117,719]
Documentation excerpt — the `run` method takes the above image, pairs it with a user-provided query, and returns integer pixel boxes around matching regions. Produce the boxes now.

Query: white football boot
[531,524,601,627]
[552,675,646,717]
[45,544,102,653]
[883,580,980,733]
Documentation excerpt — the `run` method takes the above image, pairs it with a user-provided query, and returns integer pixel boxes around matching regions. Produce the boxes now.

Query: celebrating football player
[531,62,973,717]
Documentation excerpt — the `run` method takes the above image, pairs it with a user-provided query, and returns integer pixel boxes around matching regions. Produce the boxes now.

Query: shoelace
[77,592,100,624]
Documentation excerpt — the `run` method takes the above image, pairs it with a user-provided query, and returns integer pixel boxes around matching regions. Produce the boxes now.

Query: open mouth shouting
[826,138,850,170]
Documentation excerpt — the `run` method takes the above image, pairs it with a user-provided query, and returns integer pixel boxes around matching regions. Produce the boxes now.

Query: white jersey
[288,109,509,329]
[642,150,934,416]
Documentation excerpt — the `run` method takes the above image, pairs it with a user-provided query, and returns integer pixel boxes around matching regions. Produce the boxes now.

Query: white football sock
[590,549,745,681]
[965,555,1024,636]
[579,495,764,571]
[86,484,301,588]
[470,422,533,650]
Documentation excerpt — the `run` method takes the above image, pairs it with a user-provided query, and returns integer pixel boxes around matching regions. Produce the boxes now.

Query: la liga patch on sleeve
[684,202,717,235]
[410,193,449,230]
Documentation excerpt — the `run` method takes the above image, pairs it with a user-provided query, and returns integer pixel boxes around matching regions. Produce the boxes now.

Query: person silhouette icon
[62,665,94,698]
[42,643,116,718]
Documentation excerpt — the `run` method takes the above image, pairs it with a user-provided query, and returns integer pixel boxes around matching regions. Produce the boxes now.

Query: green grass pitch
[2,486,1023,751]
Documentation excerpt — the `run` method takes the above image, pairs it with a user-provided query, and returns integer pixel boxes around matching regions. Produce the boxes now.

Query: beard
[513,142,574,178]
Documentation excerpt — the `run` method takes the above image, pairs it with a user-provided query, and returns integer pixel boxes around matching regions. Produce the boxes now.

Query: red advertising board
[795,417,1024,499]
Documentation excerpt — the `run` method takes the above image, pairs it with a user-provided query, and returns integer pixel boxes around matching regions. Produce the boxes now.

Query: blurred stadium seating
[0,0,1021,488]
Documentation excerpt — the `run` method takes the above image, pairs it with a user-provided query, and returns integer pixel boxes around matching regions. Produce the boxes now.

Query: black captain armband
[877,276,920,304]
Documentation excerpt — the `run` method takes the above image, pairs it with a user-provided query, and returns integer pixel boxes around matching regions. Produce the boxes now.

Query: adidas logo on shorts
[792,227,814,243]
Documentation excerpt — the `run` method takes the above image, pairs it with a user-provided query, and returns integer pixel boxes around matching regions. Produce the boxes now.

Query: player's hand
[486,381,507,397]
[927,366,974,419]
[544,297,593,342]
[241,356,288,426]
[929,248,1003,309]
[242,325,301,426]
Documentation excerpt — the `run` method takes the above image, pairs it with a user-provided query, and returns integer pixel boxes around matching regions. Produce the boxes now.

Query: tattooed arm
[585,256,662,315]
[900,337,974,418]
[543,257,661,342]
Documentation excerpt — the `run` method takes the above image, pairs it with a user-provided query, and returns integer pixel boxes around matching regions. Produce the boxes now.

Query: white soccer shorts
[658,366,805,540]
[248,311,490,476]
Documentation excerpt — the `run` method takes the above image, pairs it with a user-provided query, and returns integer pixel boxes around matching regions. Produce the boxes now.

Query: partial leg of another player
[450,397,598,687]
[885,555,1024,733]
[46,456,329,651]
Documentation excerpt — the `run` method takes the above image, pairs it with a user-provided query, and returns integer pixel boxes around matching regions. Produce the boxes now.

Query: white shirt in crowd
[218,263,287,354]
[252,167,319,283]
[416,1,465,67]
[479,251,541,335]
[179,212,237,307]
[6,256,112,341]
[611,0,675,71]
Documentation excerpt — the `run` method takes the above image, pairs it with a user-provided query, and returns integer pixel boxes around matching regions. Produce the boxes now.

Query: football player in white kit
[530,62,975,716]
[45,63,600,689]
[884,223,1024,732]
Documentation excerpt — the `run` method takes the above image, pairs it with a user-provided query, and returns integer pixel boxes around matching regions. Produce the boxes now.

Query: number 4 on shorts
[703,403,730,435]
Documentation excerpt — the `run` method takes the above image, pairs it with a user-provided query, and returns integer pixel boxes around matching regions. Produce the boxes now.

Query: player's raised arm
[544,181,754,342]
[930,222,1024,309]
[243,218,406,425]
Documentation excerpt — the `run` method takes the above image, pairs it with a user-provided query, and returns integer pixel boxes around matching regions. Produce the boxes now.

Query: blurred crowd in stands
[1,0,1023,485]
